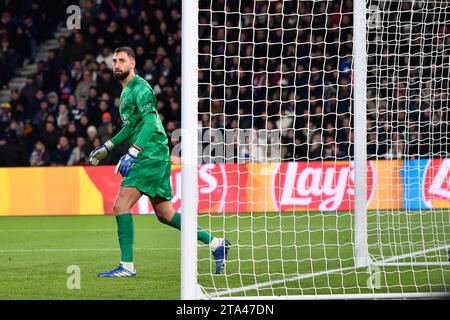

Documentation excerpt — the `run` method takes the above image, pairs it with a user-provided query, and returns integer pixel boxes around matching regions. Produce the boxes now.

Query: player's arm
[110,125,132,146]
[134,112,158,149]
[116,88,158,177]
[89,125,131,166]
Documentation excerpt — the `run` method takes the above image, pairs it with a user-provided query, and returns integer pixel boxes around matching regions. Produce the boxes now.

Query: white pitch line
[373,245,450,265]
[211,245,450,297]
[210,265,358,297]
[0,228,171,232]
[379,262,450,266]
[210,292,450,300]
[0,247,179,253]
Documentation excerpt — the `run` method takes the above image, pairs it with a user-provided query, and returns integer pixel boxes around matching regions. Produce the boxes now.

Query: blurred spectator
[47,91,59,112]
[64,122,79,147]
[98,112,113,143]
[77,115,90,137]
[0,130,29,166]
[20,76,39,105]
[96,46,113,69]
[86,125,98,144]
[75,70,96,101]
[52,135,72,165]
[56,104,70,128]
[71,99,88,122]
[42,50,60,92]
[70,60,83,84]
[56,36,70,68]
[96,69,121,98]
[31,100,50,129]
[39,121,60,154]
[69,33,91,64]
[58,71,72,102]
[0,38,18,88]
[85,136,102,159]
[0,102,12,129]
[29,140,51,166]
[67,136,87,165]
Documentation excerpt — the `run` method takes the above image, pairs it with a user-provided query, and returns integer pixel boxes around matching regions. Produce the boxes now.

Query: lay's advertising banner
[0,159,448,216]
[402,158,450,210]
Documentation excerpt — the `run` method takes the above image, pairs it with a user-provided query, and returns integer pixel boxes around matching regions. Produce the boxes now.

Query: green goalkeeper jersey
[110,75,169,161]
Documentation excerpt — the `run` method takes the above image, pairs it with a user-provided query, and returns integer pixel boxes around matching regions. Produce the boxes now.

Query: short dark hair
[114,46,135,60]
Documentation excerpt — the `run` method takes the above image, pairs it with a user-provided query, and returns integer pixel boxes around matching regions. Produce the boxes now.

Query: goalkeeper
[89,47,230,277]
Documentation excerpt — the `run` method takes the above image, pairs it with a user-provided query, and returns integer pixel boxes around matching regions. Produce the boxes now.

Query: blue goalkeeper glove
[89,140,114,166]
[115,145,141,177]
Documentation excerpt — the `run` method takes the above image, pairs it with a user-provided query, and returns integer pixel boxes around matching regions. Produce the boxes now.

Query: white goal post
[181,0,199,299]
[181,0,450,299]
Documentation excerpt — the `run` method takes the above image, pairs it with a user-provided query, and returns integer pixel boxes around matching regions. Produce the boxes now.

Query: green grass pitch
[0,212,449,299]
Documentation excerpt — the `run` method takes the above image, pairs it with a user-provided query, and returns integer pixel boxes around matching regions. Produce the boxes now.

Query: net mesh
[195,0,450,298]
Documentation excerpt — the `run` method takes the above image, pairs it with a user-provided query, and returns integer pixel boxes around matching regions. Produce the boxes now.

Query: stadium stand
[0,0,449,167]
[0,0,181,166]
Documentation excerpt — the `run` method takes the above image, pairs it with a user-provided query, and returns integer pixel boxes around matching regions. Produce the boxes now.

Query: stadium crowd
[198,0,450,162]
[0,0,182,166]
[0,0,449,167]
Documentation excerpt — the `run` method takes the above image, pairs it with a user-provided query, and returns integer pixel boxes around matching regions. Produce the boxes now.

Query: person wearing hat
[86,125,97,143]
[0,103,12,126]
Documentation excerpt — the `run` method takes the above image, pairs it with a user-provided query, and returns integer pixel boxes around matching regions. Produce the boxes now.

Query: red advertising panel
[272,161,375,212]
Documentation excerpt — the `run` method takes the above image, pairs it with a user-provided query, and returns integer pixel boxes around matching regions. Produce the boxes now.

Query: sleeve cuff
[104,140,115,152]
[129,145,141,157]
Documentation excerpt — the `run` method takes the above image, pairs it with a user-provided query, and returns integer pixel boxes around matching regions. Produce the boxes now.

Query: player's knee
[155,210,170,224]
[113,199,130,215]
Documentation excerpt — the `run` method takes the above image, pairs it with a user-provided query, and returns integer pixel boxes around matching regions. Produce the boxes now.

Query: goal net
[187,0,450,299]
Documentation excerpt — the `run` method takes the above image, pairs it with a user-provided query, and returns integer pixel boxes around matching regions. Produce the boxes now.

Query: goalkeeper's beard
[114,70,130,81]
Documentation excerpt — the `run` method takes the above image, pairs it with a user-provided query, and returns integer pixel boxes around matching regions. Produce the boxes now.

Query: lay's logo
[271,161,375,212]
[423,159,450,208]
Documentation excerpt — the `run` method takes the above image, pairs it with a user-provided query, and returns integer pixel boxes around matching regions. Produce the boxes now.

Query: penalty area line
[0,247,180,253]
[372,245,450,265]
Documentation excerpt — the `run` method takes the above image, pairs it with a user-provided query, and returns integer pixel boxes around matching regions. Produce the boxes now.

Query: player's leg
[98,186,142,277]
[150,196,211,243]
[151,196,230,274]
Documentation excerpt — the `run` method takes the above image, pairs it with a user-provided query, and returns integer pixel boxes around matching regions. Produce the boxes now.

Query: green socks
[116,213,134,262]
[115,212,214,263]
[168,212,214,245]
[197,225,214,245]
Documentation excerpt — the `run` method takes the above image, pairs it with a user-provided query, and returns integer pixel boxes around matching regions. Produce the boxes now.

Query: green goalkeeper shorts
[121,156,174,201]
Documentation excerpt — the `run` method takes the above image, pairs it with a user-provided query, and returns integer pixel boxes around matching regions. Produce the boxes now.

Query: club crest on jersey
[121,113,130,125]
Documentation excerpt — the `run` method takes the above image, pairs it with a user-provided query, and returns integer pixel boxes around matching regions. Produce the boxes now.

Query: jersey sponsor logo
[272,161,375,211]
[423,159,450,208]
[139,102,152,113]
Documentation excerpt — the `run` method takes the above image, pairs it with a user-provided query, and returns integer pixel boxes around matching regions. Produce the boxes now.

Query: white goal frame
[180,0,450,300]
